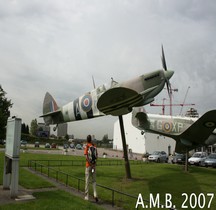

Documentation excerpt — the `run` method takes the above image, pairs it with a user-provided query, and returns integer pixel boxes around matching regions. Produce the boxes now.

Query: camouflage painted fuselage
[41,69,174,125]
[147,114,197,136]
[132,108,216,152]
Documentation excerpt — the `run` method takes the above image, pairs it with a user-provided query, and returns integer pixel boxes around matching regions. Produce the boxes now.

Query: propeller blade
[161,45,171,98]
[166,79,172,97]
[161,45,167,71]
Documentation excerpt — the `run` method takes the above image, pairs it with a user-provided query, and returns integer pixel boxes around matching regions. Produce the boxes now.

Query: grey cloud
[0,0,216,138]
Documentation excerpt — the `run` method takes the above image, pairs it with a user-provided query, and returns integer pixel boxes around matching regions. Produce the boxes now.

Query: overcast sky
[1,0,216,139]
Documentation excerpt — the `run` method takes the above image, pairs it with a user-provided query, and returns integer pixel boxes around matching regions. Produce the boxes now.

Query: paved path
[21,147,142,160]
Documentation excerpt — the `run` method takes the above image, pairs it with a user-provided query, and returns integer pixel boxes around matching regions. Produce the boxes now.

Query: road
[1,145,143,160]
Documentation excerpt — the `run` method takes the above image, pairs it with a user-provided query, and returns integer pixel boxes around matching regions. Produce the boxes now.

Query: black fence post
[112,190,115,207]
[66,174,68,186]
[78,179,80,192]
[56,171,58,182]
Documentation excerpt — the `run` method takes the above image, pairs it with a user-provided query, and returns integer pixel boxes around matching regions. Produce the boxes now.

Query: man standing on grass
[84,134,98,202]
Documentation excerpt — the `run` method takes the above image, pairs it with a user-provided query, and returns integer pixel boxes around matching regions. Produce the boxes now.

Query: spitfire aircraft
[40,48,174,128]
[132,107,216,153]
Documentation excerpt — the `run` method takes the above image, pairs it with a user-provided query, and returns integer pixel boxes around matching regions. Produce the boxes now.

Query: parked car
[203,153,216,167]
[63,144,69,149]
[51,143,57,148]
[148,151,168,163]
[76,144,83,150]
[171,153,186,164]
[45,143,51,148]
[188,152,207,166]
[34,141,40,147]
[69,143,75,149]
[20,140,27,146]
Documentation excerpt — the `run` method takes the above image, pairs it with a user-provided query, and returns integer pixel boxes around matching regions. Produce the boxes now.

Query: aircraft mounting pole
[185,148,189,172]
[118,115,132,179]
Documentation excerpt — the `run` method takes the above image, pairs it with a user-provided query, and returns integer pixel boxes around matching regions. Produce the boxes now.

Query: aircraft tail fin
[131,107,150,131]
[43,92,59,114]
[40,92,63,125]
[131,107,176,138]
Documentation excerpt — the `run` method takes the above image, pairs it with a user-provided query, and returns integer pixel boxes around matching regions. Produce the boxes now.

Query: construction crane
[159,83,178,115]
[179,86,191,115]
[150,86,195,115]
[167,86,178,116]
[150,100,195,115]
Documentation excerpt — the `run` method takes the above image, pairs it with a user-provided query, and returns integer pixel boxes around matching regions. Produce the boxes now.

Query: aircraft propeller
[161,45,172,97]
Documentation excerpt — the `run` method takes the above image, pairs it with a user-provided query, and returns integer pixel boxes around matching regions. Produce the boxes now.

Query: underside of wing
[175,141,196,153]
[97,87,144,116]
[176,110,216,152]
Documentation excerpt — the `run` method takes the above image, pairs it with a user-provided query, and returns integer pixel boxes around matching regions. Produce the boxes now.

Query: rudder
[41,92,63,125]
[43,92,59,115]
[131,107,150,131]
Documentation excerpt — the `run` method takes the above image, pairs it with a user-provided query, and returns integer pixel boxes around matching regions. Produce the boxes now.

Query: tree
[26,125,29,134]
[21,123,30,134]
[22,123,26,133]
[65,134,69,141]
[30,119,38,136]
[0,85,13,140]
[102,134,109,143]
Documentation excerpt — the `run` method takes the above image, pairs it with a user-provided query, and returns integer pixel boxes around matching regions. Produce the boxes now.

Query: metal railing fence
[28,159,143,168]
[28,160,175,210]
[28,160,138,209]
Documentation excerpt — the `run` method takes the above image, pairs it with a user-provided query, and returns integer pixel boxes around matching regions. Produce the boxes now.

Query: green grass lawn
[0,152,103,210]
[56,162,216,210]
[0,151,216,210]
[0,190,104,210]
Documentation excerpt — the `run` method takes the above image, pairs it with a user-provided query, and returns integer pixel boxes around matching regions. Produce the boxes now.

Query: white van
[188,152,207,166]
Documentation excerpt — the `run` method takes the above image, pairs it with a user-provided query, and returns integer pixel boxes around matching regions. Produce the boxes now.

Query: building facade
[37,123,50,137]
[57,123,68,137]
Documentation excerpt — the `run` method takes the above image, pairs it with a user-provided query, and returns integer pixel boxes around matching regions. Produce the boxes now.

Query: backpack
[88,145,97,164]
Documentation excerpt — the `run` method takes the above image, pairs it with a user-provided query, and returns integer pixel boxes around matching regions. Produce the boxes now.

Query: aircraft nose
[164,70,174,80]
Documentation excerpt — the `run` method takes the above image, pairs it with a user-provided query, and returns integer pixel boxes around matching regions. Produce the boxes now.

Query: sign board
[5,118,22,158]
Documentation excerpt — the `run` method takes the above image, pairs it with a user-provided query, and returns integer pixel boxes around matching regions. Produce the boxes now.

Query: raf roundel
[81,95,92,112]
[162,121,173,133]
[204,121,216,128]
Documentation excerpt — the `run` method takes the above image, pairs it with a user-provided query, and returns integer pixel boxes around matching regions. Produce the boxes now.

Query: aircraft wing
[40,110,61,118]
[97,86,157,116]
[97,87,143,116]
[176,110,216,152]
[175,141,195,153]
